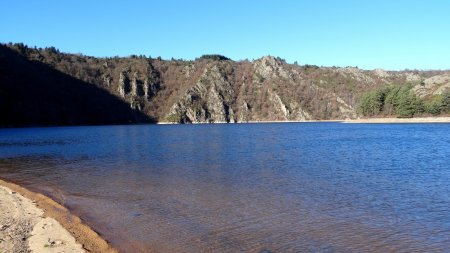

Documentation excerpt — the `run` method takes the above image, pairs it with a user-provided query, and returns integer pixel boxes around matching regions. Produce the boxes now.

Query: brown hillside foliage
[1,43,448,126]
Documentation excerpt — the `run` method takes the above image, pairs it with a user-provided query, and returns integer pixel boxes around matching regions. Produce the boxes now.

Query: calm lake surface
[0,123,449,252]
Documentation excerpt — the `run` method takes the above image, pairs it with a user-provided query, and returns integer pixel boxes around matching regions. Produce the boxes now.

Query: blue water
[0,123,449,252]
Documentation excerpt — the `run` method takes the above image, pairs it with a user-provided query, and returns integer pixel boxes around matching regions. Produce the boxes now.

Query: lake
[0,123,449,252]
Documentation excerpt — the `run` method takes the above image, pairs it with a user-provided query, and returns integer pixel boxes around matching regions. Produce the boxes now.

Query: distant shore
[156,120,343,124]
[2,117,449,128]
[157,117,450,124]
[0,179,117,253]
[343,117,450,124]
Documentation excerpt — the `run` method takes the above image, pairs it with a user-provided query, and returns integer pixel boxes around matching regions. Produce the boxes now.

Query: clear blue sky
[1,0,449,70]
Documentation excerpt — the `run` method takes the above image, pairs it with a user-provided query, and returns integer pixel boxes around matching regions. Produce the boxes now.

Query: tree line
[358,85,450,117]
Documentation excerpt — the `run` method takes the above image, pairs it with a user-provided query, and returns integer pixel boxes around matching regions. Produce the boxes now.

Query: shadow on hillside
[0,45,155,127]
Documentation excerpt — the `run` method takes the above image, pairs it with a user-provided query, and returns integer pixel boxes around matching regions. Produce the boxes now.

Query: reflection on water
[0,123,449,252]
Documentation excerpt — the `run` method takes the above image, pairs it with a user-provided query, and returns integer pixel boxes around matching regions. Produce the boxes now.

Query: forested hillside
[1,43,449,126]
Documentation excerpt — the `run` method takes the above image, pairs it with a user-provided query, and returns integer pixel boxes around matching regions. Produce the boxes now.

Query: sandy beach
[343,117,450,124]
[0,179,116,253]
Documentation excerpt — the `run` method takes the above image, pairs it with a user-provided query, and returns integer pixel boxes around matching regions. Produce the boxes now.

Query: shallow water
[0,123,449,252]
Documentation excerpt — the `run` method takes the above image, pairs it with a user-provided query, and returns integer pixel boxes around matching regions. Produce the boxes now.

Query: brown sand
[0,179,117,253]
[343,116,450,124]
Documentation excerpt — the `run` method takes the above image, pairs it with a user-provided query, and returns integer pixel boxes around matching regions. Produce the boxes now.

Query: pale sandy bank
[343,117,450,124]
[0,179,116,253]
[156,119,342,124]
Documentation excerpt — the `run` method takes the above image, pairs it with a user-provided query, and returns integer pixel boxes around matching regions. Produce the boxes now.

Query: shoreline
[157,119,344,124]
[343,116,450,124]
[0,178,117,253]
[2,116,450,128]
[156,117,450,125]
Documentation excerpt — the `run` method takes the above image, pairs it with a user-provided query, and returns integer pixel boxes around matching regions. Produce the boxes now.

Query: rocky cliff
[1,43,448,126]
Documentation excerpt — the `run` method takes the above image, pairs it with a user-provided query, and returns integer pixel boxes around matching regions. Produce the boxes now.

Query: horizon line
[3,41,450,72]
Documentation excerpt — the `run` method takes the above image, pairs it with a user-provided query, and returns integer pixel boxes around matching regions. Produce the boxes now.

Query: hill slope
[0,44,153,127]
[1,43,448,126]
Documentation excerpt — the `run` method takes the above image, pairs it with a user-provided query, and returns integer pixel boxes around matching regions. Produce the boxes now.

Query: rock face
[413,74,450,98]
[117,71,128,97]
[3,43,450,126]
[266,88,312,121]
[113,62,161,111]
[253,56,291,80]
[144,64,161,100]
[131,72,139,97]
[166,66,234,123]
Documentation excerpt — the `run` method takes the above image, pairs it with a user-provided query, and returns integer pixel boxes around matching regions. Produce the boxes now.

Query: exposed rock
[130,100,142,111]
[206,84,227,122]
[228,108,236,123]
[165,65,234,123]
[102,75,111,87]
[373,68,390,78]
[253,56,291,80]
[182,63,196,77]
[266,88,312,121]
[117,71,129,97]
[288,101,312,120]
[335,67,376,84]
[238,102,251,123]
[268,89,289,120]
[143,81,149,99]
[3,43,450,126]
[413,74,450,98]
[336,96,356,119]
[144,63,161,100]
[131,72,139,97]
[404,72,422,82]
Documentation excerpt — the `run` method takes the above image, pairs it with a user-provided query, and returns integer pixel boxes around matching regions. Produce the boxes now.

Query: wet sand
[0,179,116,253]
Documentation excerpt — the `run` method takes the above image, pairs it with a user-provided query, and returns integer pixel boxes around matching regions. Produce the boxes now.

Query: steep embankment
[1,43,449,126]
[0,45,153,127]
